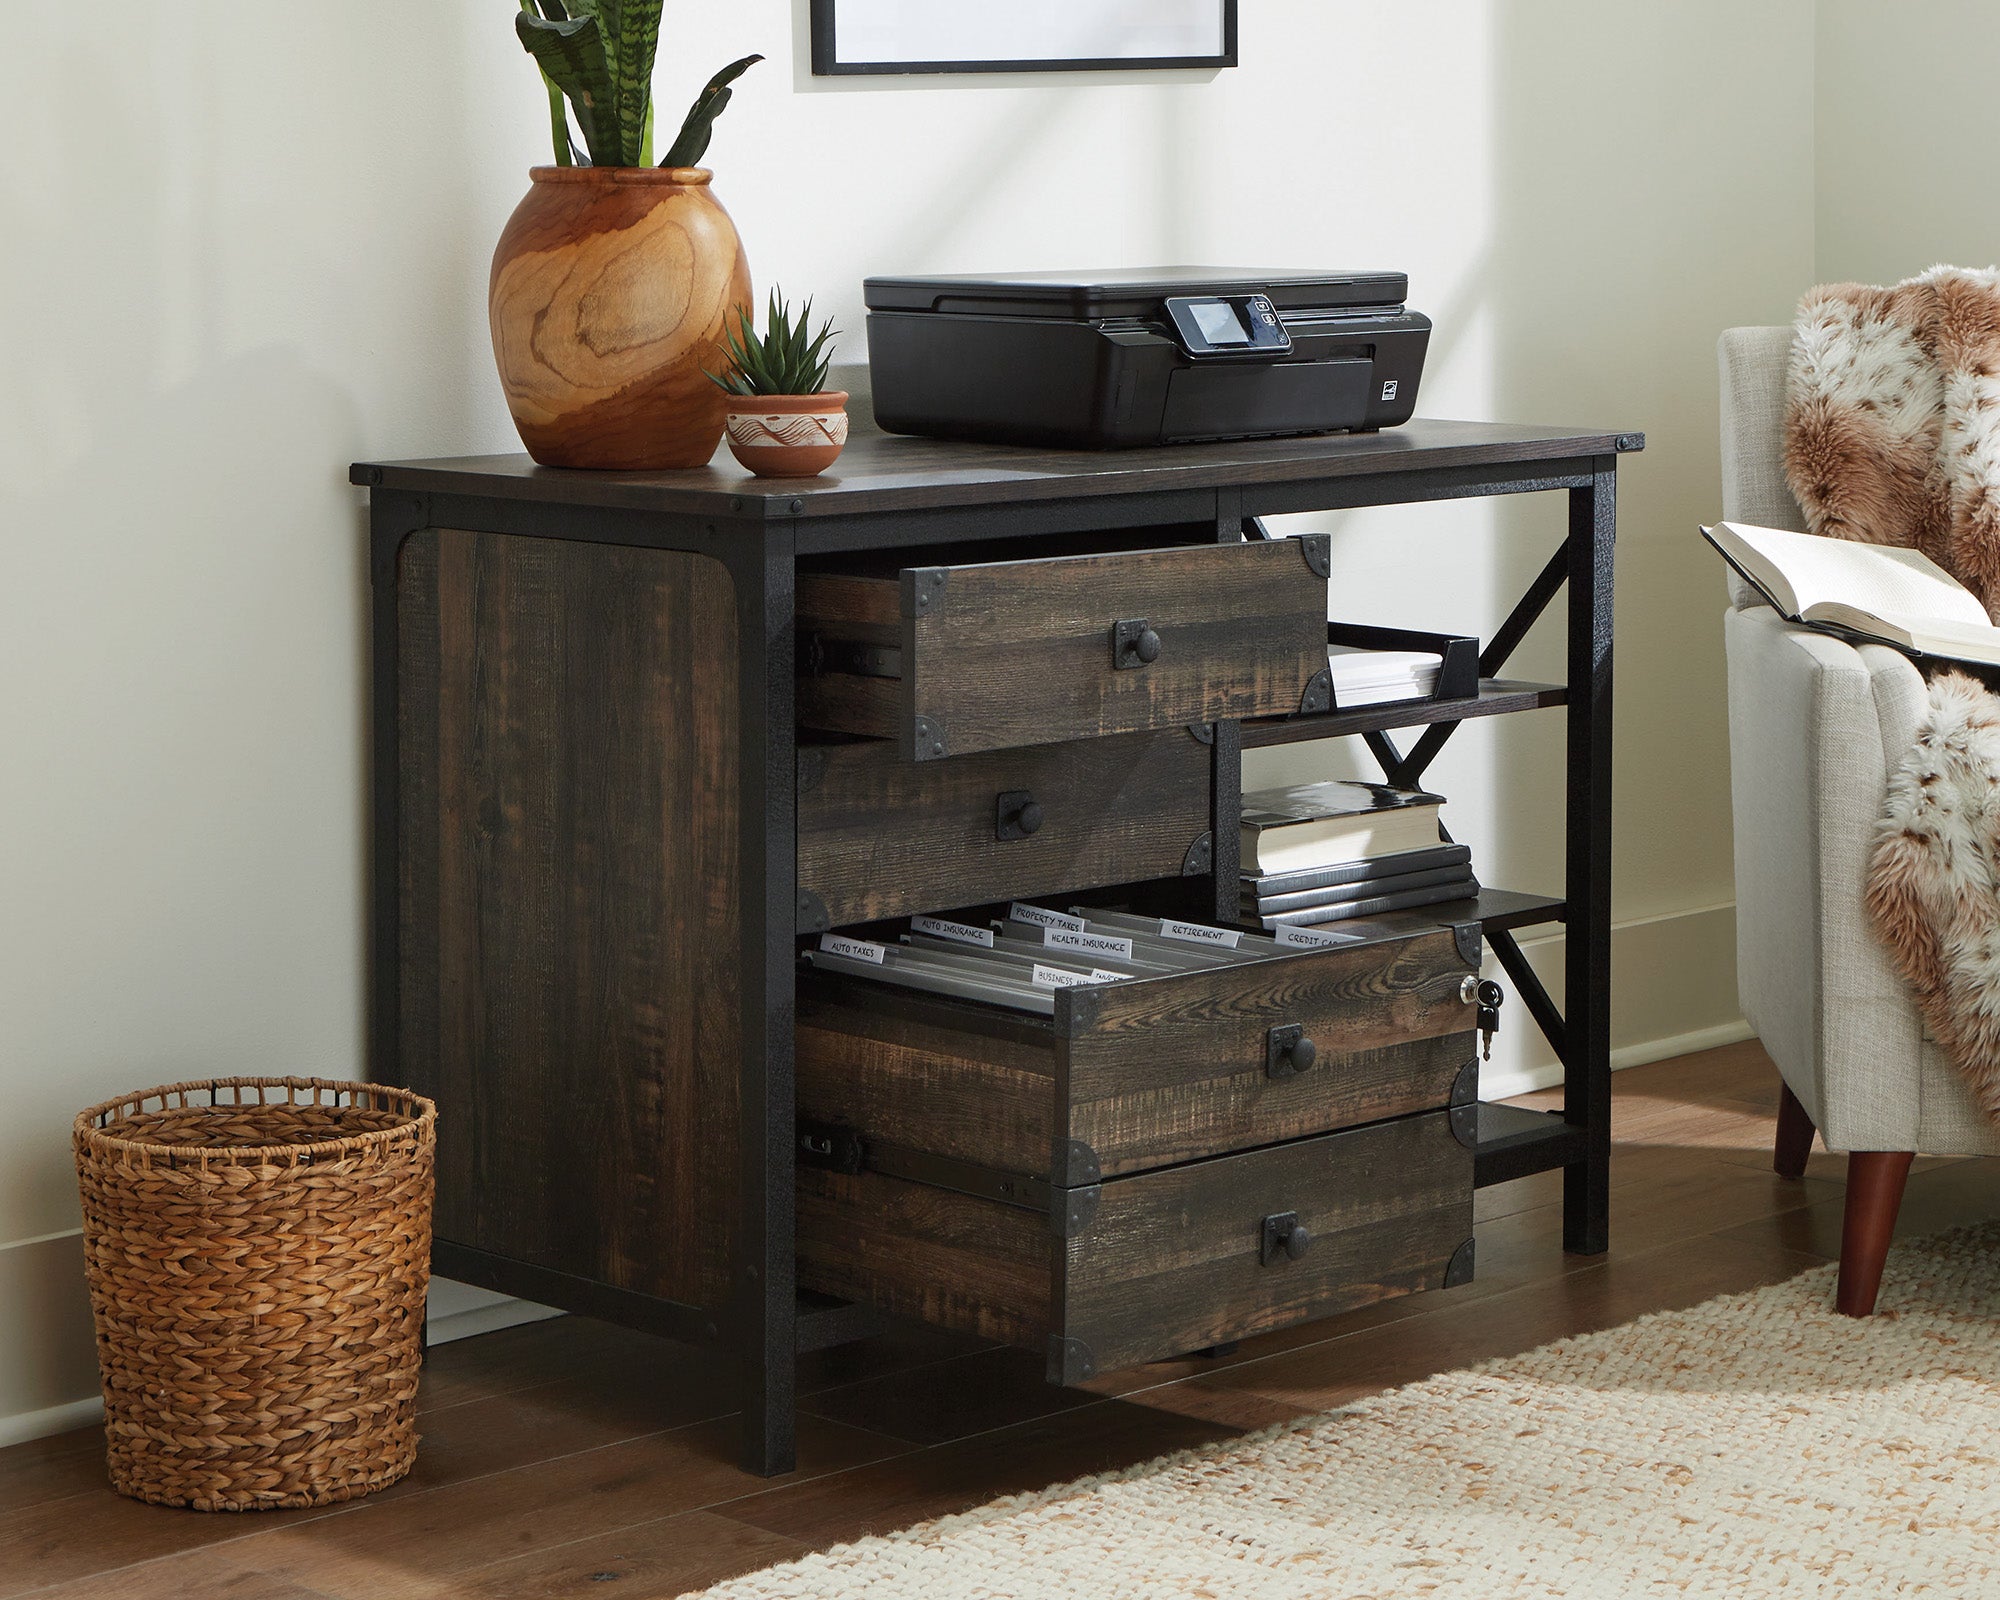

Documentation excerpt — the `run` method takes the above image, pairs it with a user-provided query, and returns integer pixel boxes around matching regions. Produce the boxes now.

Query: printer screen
[1187,299,1253,346]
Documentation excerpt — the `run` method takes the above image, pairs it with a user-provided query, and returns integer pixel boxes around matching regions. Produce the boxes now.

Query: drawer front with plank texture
[797,1111,1475,1381]
[797,924,1481,1182]
[797,536,1331,758]
[796,727,1215,932]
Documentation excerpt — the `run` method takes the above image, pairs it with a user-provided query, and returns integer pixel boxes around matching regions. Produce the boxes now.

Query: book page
[1716,522,1988,629]
[1879,611,2000,666]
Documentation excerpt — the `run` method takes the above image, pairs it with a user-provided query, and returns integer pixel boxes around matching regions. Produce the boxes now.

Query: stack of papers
[1325,645,1443,708]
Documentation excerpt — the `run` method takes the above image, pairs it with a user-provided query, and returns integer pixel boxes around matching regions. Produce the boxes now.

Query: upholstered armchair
[1719,326,2000,1315]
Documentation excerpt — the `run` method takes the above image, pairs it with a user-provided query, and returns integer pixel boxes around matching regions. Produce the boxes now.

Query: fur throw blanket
[1787,268,2000,1118]
[1787,265,2000,620]
[1867,672,2000,1122]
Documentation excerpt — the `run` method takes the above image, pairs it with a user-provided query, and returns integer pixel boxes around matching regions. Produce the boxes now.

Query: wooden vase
[489,166,752,471]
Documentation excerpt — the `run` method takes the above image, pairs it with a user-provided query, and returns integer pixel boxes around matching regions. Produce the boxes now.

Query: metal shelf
[1242,678,1567,748]
[1471,1103,1588,1188]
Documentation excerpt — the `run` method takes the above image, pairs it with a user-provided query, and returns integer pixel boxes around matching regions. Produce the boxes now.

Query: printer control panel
[1164,294,1295,361]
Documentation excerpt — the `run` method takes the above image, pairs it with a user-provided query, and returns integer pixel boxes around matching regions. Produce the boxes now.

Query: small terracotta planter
[724,392,849,477]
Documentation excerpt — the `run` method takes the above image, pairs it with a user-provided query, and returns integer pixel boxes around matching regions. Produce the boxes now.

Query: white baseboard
[422,1278,562,1346]
[0,1395,103,1450]
[1479,1017,1756,1102]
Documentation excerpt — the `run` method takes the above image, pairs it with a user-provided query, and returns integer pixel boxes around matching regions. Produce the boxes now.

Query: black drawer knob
[1261,1211,1310,1266]
[1265,1023,1316,1079]
[1111,617,1163,670]
[996,789,1045,842]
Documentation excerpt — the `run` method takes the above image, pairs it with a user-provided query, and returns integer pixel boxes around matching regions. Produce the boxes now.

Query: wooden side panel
[910,540,1324,756]
[796,985,1057,1176]
[1063,1113,1472,1373]
[399,527,741,1309]
[1072,1032,1470,1177]
[798,729,1211,929]
[796,1169,1054,1348]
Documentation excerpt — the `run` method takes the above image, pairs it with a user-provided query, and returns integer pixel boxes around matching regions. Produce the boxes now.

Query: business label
[819,933,888,964]
[1158,918,1243,949]
[911,915,994,948]
[1274,923,1361,949]
[1044,927,1134,959]
[1031,963,1109,989]
[1010,902,1086,931]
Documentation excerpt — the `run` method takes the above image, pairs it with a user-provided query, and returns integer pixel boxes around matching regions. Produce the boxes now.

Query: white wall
[0,0,1817,1442]
[1816,0,2000,283]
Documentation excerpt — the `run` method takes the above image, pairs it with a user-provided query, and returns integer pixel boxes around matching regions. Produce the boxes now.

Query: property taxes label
[1010,902,1086,931]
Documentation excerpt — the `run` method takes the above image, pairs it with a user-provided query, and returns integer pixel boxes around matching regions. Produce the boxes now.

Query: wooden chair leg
[1773,1079,1816,1179]
[1835,1150,1915,1317]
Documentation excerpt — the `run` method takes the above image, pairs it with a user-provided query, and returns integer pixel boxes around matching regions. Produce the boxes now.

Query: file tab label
[819,933,888,964]
[1010,903,1086,931]
[1044,927,1134,959]
[1159,919,1243,949]
[911,915,994,948]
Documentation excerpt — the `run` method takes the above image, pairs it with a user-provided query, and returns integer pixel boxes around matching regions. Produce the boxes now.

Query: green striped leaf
[613,1,661,166]
[515,10,620,166]
[660,53,763,169]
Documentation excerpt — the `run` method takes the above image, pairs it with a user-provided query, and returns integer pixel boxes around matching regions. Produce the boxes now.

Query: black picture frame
[809,0,1238,77]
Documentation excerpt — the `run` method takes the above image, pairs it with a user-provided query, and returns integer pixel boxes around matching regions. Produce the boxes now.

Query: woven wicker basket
[73,1077,436,1512]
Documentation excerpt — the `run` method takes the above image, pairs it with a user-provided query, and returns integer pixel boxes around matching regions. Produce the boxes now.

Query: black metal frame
[809,0,1238,77]
[357,432,1626,1477]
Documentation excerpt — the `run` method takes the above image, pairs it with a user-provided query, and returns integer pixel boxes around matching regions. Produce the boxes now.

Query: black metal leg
[734,529,800,1475]
[1562,463,1616,1255]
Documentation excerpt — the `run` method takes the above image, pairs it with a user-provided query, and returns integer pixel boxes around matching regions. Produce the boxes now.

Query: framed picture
[810,0,1238,77]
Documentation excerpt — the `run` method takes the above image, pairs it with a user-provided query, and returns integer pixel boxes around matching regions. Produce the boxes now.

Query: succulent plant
[708,291,841,397]
[514,1,761,169]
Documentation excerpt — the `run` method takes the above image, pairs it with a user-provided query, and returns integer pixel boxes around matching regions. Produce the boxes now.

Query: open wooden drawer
[794,913,1482,1380]
[797,535,1332,760]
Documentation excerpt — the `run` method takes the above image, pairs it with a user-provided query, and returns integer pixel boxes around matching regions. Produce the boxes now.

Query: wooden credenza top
[352,418,1644,525]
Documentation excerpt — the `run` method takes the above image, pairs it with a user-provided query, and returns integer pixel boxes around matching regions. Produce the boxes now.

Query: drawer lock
[1111,618,1163,670]
[1265,1023,1318,1080]
[995,789,1046,841]
[1260,1211,1311,1266]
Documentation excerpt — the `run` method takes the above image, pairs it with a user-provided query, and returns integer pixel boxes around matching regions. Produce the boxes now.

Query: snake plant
[515,1,761,169]
[708,291,841,397]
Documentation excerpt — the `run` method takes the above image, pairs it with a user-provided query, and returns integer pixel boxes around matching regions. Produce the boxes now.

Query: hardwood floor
[6,1039,1997,1600]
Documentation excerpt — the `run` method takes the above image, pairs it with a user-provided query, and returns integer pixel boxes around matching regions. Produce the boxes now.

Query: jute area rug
[694,1225,2000,1598]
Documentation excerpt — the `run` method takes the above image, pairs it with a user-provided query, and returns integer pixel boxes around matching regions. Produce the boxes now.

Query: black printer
[864,268,1431,449]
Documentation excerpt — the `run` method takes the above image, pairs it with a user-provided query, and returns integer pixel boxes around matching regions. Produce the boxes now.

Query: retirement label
[1158,919,1243,949]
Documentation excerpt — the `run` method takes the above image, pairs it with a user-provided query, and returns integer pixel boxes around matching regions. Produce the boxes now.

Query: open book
[1702,521,2000,667]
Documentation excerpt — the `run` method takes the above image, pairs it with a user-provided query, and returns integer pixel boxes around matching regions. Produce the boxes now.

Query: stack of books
[1325,644,1444,708]
[1238,779,1477,928]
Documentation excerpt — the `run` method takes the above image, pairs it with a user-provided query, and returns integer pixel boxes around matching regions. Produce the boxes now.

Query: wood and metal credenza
[353,416,1642,1474]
